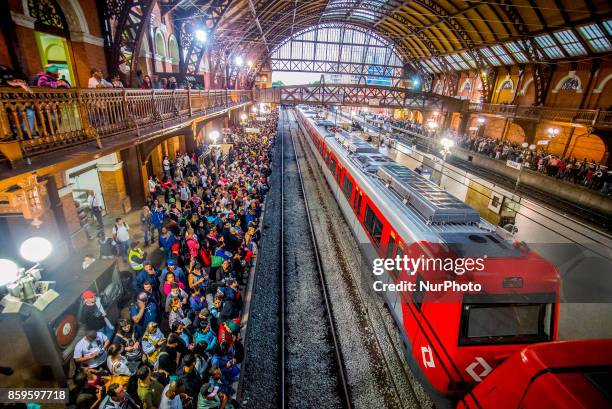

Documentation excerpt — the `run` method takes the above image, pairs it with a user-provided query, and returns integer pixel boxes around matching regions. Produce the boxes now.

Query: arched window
[500,79,513,90]
[462,80,472,92]
[560,77,580,91]
[155,31,166,57]
[271,23,404,84]
[168,35,179,64]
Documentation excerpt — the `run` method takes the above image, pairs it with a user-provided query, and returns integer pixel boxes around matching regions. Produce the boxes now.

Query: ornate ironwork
[254,84,465,112]
[176,0,234,76]
[27,0,68,37]
[98,0,155,85]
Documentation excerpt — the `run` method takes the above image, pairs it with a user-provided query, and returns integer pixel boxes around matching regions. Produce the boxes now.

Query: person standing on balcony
[141,75,152,89]
[111,74,124,88]
[152,74,162,89]
[88,67,112,88]
[167,77,178,90]
[35,64,69,88]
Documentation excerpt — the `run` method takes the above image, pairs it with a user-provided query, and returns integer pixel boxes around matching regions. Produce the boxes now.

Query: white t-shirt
[163,159,170,171]
[159,385,183,409]
[88,77,101,88]
[74,332,108,368]
[113,223,130,242]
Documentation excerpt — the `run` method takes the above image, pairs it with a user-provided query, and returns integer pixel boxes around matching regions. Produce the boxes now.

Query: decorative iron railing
[0,88,251,165]
[468,103,612,128]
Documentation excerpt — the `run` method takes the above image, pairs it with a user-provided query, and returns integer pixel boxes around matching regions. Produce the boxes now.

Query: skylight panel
[424,59,441,73]
[444,55,461,70]
[603,20,612,36]
[504,41,529,63]
[577,24,612,53]
[535,34,564,59]
[420,61,434,73]
[461,51,477,68]
[491,45,514,65]
[449,54,469,70]
[479,47,501,66]
[352,9,380,22]
[553,30,587,56]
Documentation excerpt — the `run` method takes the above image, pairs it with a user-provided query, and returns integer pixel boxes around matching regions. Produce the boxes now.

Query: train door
[384,232,405,323]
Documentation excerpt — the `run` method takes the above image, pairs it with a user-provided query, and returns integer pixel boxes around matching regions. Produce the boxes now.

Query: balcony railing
[0,88,252,166]
[468,103,612,128]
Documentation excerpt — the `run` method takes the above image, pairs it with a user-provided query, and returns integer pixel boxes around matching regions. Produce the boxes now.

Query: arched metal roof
[206,0,611,68]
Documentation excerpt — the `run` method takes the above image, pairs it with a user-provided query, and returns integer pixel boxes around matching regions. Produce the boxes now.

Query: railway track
[289,109,433,409]
[280,108,351,409]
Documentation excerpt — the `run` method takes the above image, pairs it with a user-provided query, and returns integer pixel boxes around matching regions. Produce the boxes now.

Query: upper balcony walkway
[0,88,251,184]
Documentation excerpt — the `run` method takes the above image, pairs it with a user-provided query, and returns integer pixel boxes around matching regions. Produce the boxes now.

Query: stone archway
[55,0,90,35]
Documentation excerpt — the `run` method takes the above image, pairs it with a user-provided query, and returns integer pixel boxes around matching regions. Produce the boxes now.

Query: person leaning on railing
[35,64,70,88]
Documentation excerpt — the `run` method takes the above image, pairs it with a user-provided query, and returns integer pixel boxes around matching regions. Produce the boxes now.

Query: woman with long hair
[112,318,142,372]
[106,343,132,376]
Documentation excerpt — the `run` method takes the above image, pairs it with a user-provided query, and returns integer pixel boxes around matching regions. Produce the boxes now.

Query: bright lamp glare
[209,130,220,143]
[240,113,247,121]
[234,56,244,67]
[441,138,454,149]
[195,30,207,43]
[20,237,52,263]
[0,259,19,286]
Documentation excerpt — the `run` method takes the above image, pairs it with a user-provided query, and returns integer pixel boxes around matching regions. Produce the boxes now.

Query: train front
[405,237,561,406]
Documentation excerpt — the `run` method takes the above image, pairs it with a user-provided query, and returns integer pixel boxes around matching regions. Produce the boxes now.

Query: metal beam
[246,0,270,54]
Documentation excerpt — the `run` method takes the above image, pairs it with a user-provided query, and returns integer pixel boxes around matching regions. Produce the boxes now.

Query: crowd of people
[349,109,611,195]
[455,135,611,194]
[71,110,278,409]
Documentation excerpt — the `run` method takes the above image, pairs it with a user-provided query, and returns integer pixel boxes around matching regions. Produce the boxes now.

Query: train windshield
[459,294,554,345]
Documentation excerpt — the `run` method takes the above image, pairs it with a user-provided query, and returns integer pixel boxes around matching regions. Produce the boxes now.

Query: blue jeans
[118,240,130,258]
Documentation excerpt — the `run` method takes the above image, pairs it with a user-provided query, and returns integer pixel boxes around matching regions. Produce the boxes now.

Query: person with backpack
[113,218,131,260]
[98,231,117,259]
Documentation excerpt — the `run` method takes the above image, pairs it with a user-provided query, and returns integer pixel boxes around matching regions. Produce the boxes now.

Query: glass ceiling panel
[479,47,501,66]
[553,29,587,56]
[578,24,612,53]
[461,51,476,68]
[491,45,514,65]
[535,34,565,59]
[504,41,529,63]
[451,53,470,70]
[444,55,461,70]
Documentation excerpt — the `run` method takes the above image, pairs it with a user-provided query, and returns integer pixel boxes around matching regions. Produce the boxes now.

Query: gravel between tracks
[239,119,282,409]
[240,111,343,409]
[290,113,434,409]
[283,112,343,409]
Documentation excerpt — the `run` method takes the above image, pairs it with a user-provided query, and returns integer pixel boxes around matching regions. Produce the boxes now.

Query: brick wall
[99,165,130,215]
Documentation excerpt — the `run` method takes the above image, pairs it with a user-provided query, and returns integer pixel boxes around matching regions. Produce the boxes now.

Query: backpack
[153,350,168,372]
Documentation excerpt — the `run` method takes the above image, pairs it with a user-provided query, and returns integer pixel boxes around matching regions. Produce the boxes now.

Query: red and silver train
[292,106,568,407]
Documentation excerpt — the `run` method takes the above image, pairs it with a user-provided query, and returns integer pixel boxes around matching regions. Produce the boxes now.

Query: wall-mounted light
[195,29,207,43]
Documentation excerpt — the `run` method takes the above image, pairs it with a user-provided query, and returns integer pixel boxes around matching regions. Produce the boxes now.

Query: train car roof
[298,107,525,258]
